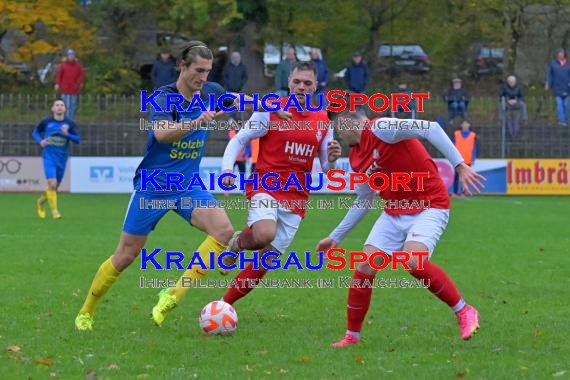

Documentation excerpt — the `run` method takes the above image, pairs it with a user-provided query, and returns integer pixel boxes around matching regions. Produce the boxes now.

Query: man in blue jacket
[151,50,178,89]
[345,52,369,96]
[546,49,570,127]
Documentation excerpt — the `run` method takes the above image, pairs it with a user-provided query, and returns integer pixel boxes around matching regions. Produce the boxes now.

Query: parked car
[377,43,431,73]
[263,43,322,77]
[472,47,505,77]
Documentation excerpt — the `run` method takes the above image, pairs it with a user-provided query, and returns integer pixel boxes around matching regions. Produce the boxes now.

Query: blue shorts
[122,190,218,236]
[44,157,67,182]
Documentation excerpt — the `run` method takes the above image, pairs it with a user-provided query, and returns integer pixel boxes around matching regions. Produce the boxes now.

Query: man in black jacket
[500,75,526,139]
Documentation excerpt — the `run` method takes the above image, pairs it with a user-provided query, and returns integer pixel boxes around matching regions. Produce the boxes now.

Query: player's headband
[180,44,210,60]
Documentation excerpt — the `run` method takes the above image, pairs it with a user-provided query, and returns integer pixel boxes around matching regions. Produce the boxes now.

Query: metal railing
[0,94,568,158]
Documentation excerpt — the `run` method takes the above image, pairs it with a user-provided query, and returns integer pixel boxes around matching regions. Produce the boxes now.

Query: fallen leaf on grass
[520,366,528,371]
[279,369,289,374]
[6,345,21,352]
[553,370,567,377]
[355,355,365,365]
[34,358,54,366]
[137,374,150,379]
[50,372,58,377]
[301,356,311,363]
[85,369,97,378]
[455,369,469,377]
[533,330,544,337]
[264,370,272,375]
[107,363,119,370]
[244,365,254,372]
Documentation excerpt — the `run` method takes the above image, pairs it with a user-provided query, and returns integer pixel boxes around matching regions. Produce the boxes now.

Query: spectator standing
[54,49,85,120]
[445,77,469,124]
[151,50,178,89]
[310,48,329,105]
[208,47,228,84]
[223,52,248,121]
[499,75,526,139]
[275,47,297,97]
[545,48,570,127]
[392,82,415,119]
[345,52,368,95]
[452,119,477,197]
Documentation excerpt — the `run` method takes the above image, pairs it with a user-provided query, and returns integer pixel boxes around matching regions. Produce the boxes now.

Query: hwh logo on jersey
[284,141,315,157]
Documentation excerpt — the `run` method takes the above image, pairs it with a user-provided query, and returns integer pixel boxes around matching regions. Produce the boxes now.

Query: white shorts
[364,208,450,257]
[247,193,303,254]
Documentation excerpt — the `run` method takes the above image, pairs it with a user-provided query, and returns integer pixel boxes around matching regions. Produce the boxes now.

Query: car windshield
[379,45,425,57]
[479,48,504,58]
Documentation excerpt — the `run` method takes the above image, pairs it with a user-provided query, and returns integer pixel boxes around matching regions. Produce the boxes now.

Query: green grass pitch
[1,193,568,379]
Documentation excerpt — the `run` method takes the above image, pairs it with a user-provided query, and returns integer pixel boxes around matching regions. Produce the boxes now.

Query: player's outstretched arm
[456,162,486,195]
[372,118,464,167]
[221,112,270,187]
[317,182,376,252]
[372,118,486,194]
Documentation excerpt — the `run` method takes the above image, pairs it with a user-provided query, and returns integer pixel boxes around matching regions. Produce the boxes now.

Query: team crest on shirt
[316,131,322,142]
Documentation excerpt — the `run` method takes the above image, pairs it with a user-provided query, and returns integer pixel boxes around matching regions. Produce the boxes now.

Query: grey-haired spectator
[54,49,85,120]
[275,47,297,97]
[445,77,469,124]
[310,49,328,104]
[345,52,369,96]
[223,51,248,121]
[151,50,178,89]
[500,75,527,139]
[545,48,570,127]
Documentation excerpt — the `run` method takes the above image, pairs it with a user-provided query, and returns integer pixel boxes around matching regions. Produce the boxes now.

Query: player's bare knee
[357,261,376,276]
[253,228,276,247]
[371,252,388,269]
[406,255,427,271]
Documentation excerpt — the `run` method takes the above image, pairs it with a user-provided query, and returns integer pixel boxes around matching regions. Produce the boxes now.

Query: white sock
[452,298,466,313]
[346,330,360,339]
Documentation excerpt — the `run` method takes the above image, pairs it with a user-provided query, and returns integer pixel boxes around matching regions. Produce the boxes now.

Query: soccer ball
[199,301,238,336]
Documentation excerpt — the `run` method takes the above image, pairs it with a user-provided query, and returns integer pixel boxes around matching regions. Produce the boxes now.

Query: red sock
[236,226,266,250]
[346,270,376,333]
[409,261,462,308]
[222,263,267,304]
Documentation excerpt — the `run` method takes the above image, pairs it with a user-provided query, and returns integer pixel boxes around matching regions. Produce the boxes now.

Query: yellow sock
[46,190,58,211]
[79,257,121,315]
[38,189,47,204]
[169,235,226,301]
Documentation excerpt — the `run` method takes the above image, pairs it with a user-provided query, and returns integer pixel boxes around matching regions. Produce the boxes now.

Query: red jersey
[349,128,450,215]
[245,99,330,217]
